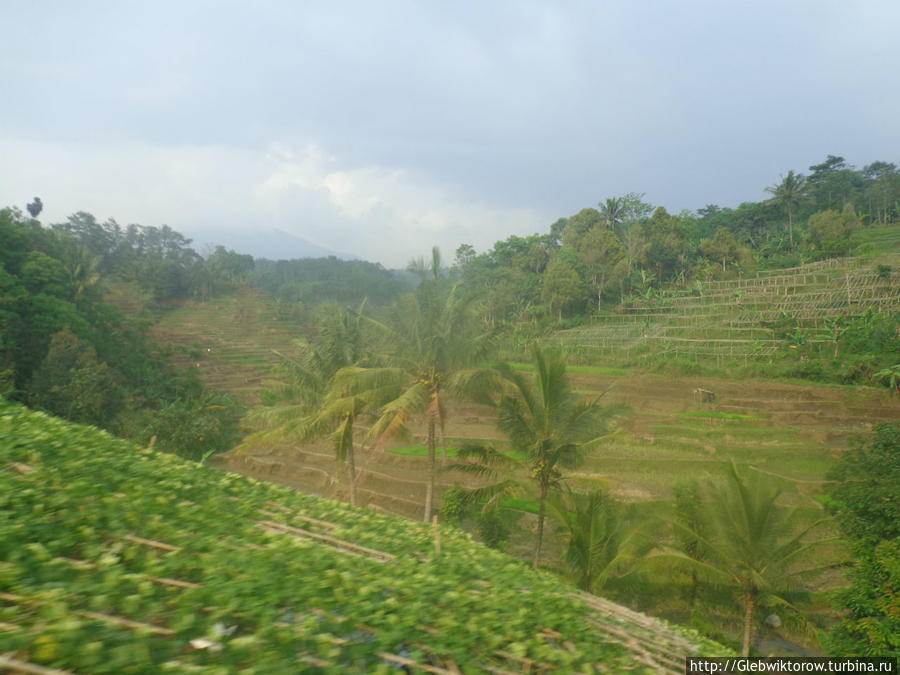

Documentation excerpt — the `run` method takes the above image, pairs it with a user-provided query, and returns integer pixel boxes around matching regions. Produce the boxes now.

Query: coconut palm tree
[296,367,400,506]
[765,171,808,249]
[498,346,621,568]
[240,303,374,504]
[264,303,367,407]
[547,489,650,593]
[350,248,498,522]
[598,197,625,231]
[662,462,834,656]
[445,347,622,567]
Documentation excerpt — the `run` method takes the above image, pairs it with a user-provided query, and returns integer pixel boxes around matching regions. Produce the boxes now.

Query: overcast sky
[2,1,899,266]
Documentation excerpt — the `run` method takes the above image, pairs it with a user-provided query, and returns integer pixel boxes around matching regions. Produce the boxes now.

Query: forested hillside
[453,156,899,324]
[0,206,408,458]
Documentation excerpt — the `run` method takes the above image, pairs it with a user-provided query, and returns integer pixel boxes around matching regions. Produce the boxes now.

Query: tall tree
[241,303,373,503]
[561,208,604,249]
[765,171,808,249]
[864,165,900,224]
[578,228,626,308]
[542,252,585,320]
[497,346,620,568]
[808,155,864,213]
[661,462,832,656]
[354,248,497,522]
[296,366,399,506]
[26,328,124,427]
[26,197,43,219]
[806,205,860,258]
[598,197,625,230]
[636,207,686,283]
[700,227,742,272]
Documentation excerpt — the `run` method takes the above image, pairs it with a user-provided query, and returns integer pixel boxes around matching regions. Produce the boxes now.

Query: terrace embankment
[222,371,896,519]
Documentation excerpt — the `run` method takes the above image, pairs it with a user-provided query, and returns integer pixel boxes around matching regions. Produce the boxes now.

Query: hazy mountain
[188,228,359,261]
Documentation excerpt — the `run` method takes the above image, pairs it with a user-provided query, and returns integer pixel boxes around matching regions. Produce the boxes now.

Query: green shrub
[439,486,469,526]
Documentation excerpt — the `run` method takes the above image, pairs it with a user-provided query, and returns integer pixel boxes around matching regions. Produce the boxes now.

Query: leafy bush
[143,392,243,461]
[826,423,900,657]
[2,401,724,671]
[438,486,469,526]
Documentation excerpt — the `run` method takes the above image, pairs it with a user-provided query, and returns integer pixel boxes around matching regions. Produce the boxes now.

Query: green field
[0,402,729,672]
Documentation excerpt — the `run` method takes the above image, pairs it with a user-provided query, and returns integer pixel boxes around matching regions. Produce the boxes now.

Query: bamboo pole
[432,515,441,557]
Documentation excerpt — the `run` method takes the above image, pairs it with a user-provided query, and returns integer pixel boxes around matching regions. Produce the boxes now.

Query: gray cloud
[2,1,899,265]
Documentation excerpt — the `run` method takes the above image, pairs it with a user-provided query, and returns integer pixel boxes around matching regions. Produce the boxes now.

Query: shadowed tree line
[0,207,245,456]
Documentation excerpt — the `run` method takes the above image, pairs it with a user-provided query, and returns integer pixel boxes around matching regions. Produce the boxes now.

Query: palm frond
[447,443,519,478]
[366,381,429,445]
[330,366,407,397]
[451,367,503,407]
[330,412,354,465]
[455,480,522,513]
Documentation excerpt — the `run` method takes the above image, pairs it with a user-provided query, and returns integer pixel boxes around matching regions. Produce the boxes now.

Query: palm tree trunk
[347,445,358,507]
[688,571,698,613]
[424,413,436,523]
[787,204,794,250]
[742,592,756,657]
[533,484,548,569]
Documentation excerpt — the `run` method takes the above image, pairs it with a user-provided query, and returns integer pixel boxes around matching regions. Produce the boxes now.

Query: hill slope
[0,403,727,673]
[545,254,900,363]
[149,288,308,403]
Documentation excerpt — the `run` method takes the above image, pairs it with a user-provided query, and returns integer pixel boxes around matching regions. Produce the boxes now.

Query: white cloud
[253,144,550,265]
[0,137,548,267]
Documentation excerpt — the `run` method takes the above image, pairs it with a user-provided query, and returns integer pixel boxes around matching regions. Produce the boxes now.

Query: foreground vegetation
[0,402,728,672]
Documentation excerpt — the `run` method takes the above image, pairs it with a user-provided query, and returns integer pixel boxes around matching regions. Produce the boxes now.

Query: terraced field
[544,227,900,363]
[149,288,308,402]
[139,249,897,574]
[227,370,897,527]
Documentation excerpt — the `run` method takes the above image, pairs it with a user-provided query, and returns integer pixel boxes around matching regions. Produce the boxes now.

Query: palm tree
[254,302,369,411]
[497,346,621,568]
[59,243,103,299]
[663,462,834,656]
[598,197,625,231]
[546,489,650,593]
[765,171,808,249]
[241,303,373,504]
[297,368,400,506]
[351,248,498,522]
[672,480,708,613]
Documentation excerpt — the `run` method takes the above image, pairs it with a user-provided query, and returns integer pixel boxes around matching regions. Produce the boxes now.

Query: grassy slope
[0,402,729,674]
